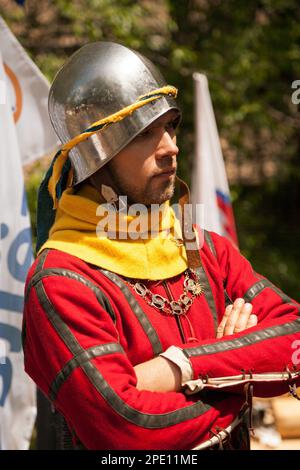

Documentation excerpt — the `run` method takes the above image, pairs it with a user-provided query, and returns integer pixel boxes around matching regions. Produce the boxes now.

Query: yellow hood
[39,183,188,280]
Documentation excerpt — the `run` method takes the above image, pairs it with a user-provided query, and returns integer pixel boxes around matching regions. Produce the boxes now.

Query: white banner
[0,16,59,164]
[191,73,238,246]
[0,52,36,450]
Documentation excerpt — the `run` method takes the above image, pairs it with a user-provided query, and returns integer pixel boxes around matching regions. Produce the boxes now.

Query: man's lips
[153,168,176,177]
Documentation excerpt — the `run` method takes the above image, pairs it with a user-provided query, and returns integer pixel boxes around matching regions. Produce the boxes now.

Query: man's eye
[166,123,175,131]
[164,117,180,134]
[169,116,180,131]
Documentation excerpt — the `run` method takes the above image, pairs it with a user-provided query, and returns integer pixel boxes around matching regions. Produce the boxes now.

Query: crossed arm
[24,240,300,449]
[135,230,300,399]
[134,298,257,392]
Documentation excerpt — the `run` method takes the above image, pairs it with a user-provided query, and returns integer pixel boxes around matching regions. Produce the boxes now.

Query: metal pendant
[151,294,166,310]
[184,277,202,296]
[192,282,203,296]
[184,278,196,292]
[170,301,183,315]
[134,282,147,297]
[180,294,193,307]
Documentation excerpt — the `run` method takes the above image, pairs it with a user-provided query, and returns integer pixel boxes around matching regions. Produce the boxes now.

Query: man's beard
[107,165,176,206]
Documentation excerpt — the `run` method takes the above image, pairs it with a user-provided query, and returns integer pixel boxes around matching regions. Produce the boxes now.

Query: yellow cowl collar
[39,183,188,280]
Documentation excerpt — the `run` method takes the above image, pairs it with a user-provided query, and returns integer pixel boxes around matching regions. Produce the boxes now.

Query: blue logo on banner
[0,187,33,407]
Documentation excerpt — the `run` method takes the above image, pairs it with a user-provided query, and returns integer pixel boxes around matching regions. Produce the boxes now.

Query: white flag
[0,52,36,450]
[0,16,59,165]
[191,73,238,246]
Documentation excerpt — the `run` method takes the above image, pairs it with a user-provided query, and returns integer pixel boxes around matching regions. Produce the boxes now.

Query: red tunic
[22,230,300,449]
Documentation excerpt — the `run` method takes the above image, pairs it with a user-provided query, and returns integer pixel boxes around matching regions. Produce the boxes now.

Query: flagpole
[192,72,238,246]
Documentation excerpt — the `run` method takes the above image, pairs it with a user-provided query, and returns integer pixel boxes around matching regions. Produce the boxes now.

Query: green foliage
[1,0,299,299]
[233,181,300,300]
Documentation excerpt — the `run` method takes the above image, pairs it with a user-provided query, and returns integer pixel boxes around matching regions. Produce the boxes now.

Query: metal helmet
[48,41,180,185]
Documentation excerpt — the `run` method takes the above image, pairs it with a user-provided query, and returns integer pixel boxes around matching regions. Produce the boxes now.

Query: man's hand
[216,298,257,339]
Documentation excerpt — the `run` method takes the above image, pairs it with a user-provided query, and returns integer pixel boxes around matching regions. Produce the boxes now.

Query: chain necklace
[124,269,203,316]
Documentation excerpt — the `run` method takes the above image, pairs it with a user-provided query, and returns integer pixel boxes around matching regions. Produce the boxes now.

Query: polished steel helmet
[48,41,180,185]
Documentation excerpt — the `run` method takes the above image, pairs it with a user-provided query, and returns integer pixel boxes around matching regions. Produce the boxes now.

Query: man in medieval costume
[23,42,300,450]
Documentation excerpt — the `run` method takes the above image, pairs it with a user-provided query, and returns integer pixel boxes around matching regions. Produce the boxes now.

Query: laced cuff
[159,345,202,393]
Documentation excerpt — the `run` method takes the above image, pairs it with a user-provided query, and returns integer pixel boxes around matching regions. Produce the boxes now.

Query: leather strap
[176,176,202,270]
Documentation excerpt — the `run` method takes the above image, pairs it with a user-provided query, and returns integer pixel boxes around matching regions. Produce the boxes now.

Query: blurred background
[1,0,299,301]
[1,0,300,450]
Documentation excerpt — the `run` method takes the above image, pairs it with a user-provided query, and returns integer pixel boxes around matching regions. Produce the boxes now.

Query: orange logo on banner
[4,63,22,123]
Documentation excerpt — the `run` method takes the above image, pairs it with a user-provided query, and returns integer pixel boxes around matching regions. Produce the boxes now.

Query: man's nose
[155,130,179,160]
